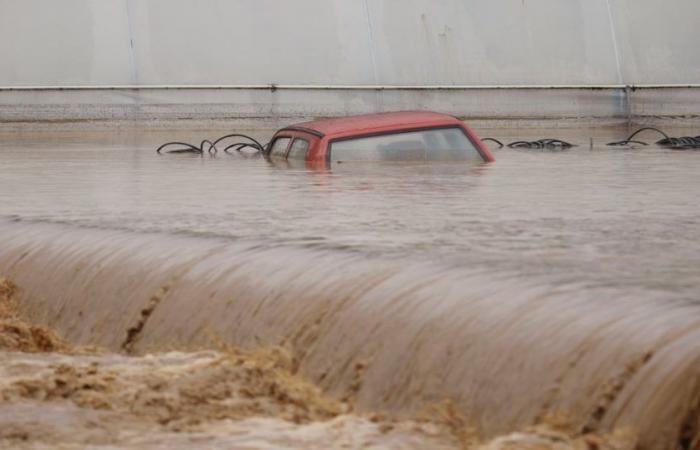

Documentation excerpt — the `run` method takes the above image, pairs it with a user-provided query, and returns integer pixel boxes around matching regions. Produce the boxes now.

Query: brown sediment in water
[0,276,452,448]
[1,277,345,425]
[0,278,69,353]
[0,346,346,425]
[0,349,349,425]
[0,275,642,450]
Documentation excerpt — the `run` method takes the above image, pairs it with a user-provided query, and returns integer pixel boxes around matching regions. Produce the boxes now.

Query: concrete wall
[1,0,699,124]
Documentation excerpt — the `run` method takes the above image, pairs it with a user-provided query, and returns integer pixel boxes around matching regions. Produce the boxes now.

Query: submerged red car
[267,111,495,164]
[157,111,494,165]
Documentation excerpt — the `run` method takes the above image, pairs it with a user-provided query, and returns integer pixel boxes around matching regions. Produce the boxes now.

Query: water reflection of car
[267,111,495,166]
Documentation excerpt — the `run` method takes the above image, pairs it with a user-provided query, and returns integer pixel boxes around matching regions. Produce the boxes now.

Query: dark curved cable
[211,133,266,152]
[506,139,575,149]
[607,127,700,148]
[607,127,670,146]
[224,142,265,156]
[156,142,205,154]
[627,127,670,141]
[200,139,218,155]
[157,133,267,155]
[224,143,248,154]
[507,140,533,148]
[657,135,700,149]
[607,140,648,147]
[481,138,504,148]
[538,139,574,148]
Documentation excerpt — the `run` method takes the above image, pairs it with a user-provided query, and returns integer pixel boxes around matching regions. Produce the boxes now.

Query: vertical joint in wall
[624,84,633,129]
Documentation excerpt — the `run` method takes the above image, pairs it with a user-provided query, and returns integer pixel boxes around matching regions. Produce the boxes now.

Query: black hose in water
[607,127,700,149]
[656,135,700,150]
[606,127,667,147]
[157,133,268,156]
[508,139,575,149]
[482,138,575,150]
[481,138,504,148]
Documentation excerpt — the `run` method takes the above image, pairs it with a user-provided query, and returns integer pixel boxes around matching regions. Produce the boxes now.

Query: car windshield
[329,127,482,162]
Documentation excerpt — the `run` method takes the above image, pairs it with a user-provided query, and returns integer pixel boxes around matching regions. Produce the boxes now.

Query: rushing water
[0,126,699,449]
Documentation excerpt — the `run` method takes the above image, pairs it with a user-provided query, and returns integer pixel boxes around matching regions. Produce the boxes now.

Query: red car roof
[288,111,464,139]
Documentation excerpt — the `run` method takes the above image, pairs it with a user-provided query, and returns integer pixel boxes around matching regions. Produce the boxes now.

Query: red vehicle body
[268,111,495,165]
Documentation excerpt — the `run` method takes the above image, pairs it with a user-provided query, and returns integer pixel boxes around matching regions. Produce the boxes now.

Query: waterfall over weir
[0,219,698,448]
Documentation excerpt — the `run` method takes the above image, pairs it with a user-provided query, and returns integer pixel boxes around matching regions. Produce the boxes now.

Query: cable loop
[157,133,268,156]
[482,138,575,150]
[605,127,700,149]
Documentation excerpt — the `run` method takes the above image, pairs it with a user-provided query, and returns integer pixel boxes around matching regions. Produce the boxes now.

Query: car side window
[270,137,291,158]
[287,138,310,160]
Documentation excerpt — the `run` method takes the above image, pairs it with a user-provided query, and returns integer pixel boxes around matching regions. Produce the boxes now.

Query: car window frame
[268,136,293,159]
[287,137,311,160]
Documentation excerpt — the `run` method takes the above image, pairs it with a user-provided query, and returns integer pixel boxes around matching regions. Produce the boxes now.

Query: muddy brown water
[0,126,699,449]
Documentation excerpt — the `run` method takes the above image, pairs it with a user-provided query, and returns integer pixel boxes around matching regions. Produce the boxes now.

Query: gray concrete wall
[1,0,699,124]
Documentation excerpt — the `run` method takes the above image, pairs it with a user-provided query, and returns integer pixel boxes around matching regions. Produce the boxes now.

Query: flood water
[2,127,699,294]
[0,125,699,449]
